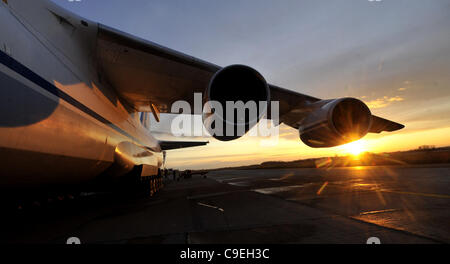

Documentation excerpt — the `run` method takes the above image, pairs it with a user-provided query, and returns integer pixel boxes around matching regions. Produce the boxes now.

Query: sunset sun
[339,140,367,158]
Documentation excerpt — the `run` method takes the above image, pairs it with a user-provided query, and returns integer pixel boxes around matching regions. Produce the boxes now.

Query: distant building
[418,145,436,150]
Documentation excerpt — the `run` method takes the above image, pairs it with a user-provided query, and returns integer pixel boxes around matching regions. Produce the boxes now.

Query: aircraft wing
[96,24,403,134]
[267,85,404,133]
[97,24,218,113]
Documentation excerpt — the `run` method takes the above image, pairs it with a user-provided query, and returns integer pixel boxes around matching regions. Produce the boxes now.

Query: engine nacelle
[203,65,270,141]
[299,98,372,147]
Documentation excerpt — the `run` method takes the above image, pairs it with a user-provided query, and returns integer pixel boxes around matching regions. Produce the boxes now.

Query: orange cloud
[365,96,404,109]
[388,96,404,102]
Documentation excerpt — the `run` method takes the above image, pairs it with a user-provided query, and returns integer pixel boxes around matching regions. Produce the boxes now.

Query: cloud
[387,96,404,102]
[365,96,404,109]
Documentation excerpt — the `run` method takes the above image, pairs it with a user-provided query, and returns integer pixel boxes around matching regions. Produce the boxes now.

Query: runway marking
[379,189,450,199]
[359,209,399,215]
[316,182,329,195]
[228,181,250,187]
[252,185,305,195]
[197,202,224,212]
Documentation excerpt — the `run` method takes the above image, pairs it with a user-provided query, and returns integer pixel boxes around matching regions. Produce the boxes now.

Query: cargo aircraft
[0,0,403,196]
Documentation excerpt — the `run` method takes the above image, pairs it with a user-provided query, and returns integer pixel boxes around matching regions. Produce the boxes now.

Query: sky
[55,0,450,169]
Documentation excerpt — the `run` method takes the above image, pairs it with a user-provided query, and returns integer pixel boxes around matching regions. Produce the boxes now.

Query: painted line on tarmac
[359,208,399,215]
[197,202,225,212]
[379,189,450,199]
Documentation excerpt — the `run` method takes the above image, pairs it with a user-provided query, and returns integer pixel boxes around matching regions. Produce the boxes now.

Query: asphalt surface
[1,165,449,244]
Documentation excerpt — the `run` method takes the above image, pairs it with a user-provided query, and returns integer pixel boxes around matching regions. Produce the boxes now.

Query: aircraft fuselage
[0,1,162,191]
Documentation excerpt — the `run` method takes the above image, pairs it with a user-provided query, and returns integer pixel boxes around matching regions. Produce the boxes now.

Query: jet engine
[203,65,270,141]
[299,98,372,147]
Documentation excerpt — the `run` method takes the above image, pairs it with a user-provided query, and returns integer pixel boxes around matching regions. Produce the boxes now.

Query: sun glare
[340,139,366,158]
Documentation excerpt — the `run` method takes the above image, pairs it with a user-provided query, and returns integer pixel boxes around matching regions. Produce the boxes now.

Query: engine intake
[299,98,372,147]
[204,65,270,141]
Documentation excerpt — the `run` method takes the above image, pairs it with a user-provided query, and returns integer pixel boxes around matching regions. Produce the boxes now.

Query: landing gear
[139,168,164,197]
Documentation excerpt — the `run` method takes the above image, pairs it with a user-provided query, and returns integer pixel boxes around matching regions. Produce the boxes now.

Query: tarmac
[1,165,449,244]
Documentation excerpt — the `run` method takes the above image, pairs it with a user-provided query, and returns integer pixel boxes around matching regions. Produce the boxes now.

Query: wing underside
[95,24,404,135]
